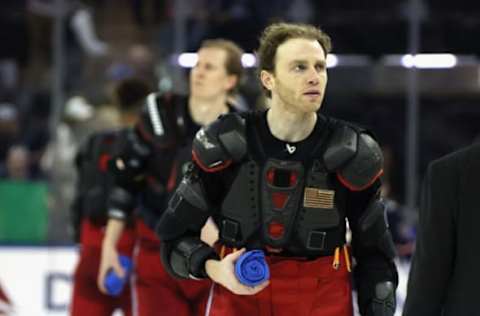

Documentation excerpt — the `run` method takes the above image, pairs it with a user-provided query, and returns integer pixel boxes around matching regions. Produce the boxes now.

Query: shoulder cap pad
[337,132,384,191]
[135,92,185,148]
[192,113,247,172]
[323,125,358,171]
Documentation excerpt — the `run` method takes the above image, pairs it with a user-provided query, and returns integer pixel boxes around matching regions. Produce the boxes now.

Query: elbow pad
[163,237,219,279]
[107,187,136,220]
[368,281,396,316]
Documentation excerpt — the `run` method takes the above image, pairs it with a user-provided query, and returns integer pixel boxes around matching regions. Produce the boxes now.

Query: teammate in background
[97,39,244,316]
[70,78,151,316]
[156,22,398,316]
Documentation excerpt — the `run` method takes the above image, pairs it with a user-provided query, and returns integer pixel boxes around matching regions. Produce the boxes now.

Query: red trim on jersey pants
[71,220,136,316]
[206,254,353,316]
[134,220,212,316]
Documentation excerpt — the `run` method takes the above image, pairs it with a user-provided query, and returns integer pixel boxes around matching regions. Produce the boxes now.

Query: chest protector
[218,157,347,256]
[193,113,382,257]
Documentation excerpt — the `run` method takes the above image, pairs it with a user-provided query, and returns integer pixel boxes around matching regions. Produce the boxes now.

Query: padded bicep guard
[156,166,218,279]
[192,113,247,172]
[324,125,383,191]
[156,166,212,241]
[357,197,397,259]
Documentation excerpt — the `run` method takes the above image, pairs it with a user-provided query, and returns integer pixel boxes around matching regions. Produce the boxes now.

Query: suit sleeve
[403,159,457,316]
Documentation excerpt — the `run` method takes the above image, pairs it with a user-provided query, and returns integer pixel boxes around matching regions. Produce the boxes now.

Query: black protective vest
[216,137,348,257]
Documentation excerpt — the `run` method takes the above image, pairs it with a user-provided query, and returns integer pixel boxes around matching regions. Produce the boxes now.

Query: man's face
[190,47,236,99]
[262,38,328,113]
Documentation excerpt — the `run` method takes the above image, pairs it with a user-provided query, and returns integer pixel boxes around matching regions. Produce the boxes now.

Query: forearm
[102,218,126,249]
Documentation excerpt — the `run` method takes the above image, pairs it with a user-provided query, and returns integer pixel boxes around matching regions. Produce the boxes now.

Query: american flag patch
[303,187,335,209]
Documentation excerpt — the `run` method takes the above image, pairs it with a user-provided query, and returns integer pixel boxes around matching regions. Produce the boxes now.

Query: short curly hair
[257,22,332,97]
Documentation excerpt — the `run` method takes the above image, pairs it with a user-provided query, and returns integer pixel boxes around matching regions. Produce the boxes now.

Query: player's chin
[299,101,322,113]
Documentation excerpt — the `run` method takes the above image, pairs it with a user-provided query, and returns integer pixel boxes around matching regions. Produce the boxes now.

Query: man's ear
[260,70,274,92]
[224,74,238,92]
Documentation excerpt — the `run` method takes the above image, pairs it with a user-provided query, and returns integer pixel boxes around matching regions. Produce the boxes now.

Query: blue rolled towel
[235,250,270,287]
[104,255,133,296]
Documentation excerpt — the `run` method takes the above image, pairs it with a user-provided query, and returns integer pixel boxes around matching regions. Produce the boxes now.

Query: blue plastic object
[104,256,133,296]
[234,250,270,287]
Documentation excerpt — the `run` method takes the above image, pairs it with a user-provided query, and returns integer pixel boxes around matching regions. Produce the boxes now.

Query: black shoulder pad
[323,125,358,171]
[135,92,185,148]
[337,132,384,191]
[192,113,247,172]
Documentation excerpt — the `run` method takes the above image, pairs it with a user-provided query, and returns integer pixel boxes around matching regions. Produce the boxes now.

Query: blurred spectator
[28,0,109,94]
[0,1,29,97]
[0,103,20,164]
[204,0,290,51]
[285,0,314,23]
[41,95,97,241]
[0,145,31,180]
[105,44,155,87]
[130,0,167,27]
[20,91,51,179]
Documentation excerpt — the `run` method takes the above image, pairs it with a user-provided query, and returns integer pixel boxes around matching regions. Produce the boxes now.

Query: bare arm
[97,219,126,293]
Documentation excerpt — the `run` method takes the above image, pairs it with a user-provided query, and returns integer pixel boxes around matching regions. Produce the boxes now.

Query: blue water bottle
[104,255,133,296]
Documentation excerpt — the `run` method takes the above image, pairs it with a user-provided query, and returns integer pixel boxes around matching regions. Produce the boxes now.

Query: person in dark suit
[403,143,480,316]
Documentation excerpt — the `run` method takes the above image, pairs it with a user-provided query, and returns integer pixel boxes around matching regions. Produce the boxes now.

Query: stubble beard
[276,82,321,114]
